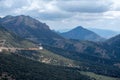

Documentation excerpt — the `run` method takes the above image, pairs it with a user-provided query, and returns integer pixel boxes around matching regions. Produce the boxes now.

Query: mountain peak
[75,26,84,29]
[72,26,87,32]
[1,15,50,30]
[61,26,104,41]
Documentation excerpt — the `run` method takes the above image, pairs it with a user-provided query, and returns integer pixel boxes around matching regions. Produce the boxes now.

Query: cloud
[0,0,29,16]
[0,0,120,31]
[0,0,114,20]
[111,0,120,11]
[36,12,73,20]
[0,0,72,20]
[57,0,113,13]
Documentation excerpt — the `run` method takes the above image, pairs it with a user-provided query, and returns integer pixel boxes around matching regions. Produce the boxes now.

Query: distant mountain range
[60,26,105,41]
[88,28,119,39]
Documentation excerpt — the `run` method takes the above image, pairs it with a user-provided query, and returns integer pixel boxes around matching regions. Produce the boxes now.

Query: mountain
[88,28,119,39]
[60,26,105,41]
[0,15,63,44]
[105,34,120,61]
[0,24,79,67]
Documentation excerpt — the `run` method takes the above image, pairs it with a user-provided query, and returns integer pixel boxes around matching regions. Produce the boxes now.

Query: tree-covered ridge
[0,53,91,80]
[17,50,78,67]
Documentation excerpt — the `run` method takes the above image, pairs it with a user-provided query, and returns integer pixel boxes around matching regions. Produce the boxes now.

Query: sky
[0,0,120,31]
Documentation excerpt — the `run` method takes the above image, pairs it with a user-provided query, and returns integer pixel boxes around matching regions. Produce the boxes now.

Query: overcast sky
[0,0,120,31]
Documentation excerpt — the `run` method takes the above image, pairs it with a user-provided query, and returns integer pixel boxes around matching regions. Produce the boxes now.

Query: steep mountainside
[0,15,63,44]
[60,26,105,41]
[0,24,36,48]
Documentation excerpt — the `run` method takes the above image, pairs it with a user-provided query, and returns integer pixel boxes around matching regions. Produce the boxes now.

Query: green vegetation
[17,49,78,67]
[44,45,120,78]
[0,53,91,80]
[80,71,119,80]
